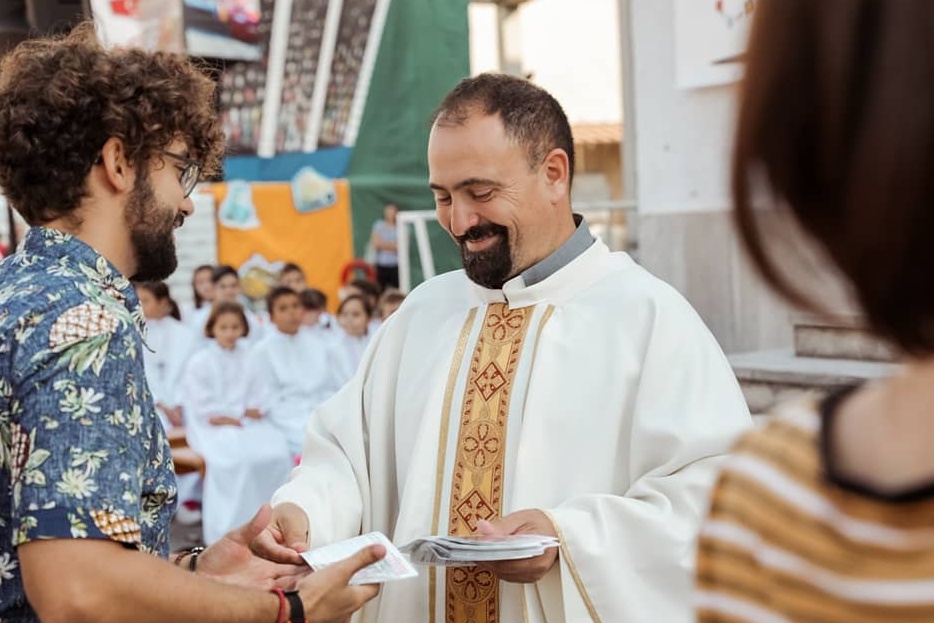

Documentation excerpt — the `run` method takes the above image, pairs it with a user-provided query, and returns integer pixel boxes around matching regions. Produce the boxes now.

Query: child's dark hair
[266,286,299,315]
[204,301,249,338]
[349,278,381,304]
[338,294,373,318]
[299,288,327,311]
[212,264,238,285]
[279,262,305,278]
[377,288,405,318]
[135,280,181,320]
[191,264,214,309]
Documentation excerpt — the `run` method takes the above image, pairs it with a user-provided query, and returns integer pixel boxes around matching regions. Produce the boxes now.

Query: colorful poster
[318,0,379,147]
[90,0,185,52]
[275,0,330,153]
[184,0,263,61]
[217,0,276,155]
[213,176,354,311]
[674,0,755,89]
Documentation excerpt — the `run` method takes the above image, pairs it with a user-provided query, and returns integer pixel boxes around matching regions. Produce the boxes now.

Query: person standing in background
[370,203,399,290]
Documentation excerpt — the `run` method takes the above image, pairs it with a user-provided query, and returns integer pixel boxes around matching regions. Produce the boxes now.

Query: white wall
[630,0,737,215]
[469,3,501,75]
[518,0,622,124]
[167,191,218,310]
[628,0,792,353]
[469,0,623,126]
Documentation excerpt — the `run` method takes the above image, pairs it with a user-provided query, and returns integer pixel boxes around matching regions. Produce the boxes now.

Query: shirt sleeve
[9,303,150,549]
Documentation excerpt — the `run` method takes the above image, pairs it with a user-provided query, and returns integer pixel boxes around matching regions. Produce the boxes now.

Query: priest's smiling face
[428,111,572,289]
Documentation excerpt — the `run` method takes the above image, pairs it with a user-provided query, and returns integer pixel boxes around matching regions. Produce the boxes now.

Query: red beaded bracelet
[270,587,288,623]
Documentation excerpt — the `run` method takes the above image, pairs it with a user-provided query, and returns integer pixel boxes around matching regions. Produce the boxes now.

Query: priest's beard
[457,223,513,289]
[126,172,181,282]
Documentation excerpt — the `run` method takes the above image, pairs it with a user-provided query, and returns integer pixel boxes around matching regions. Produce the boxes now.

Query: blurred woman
[697,2,934,622]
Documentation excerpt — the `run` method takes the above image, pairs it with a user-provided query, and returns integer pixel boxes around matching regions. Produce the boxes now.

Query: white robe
[181,341,293,544]
[330,331,372,387]
[272,240,752,623]
[250,329,344,455]
[142,316,198,429]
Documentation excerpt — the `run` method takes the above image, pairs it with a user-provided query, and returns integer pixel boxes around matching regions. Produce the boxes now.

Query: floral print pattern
[0,227,176,622]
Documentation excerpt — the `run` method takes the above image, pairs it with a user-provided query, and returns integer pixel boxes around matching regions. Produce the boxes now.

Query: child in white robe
[136,281,198,430]
[136,281,202,522]
[179,301,292,544]
[332,294,373,387]
[299,287,335,339]
[251,287,343,457]
[191,265,266,346]
[180,264,214,325]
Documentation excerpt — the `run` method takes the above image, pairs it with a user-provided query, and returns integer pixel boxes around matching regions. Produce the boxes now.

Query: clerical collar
[519,213,595,287]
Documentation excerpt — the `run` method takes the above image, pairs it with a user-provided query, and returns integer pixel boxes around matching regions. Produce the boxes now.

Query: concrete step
[793,314,896,362]
[729,349,899,415]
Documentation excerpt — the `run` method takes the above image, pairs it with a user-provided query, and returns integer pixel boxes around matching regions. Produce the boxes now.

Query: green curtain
[346,0,470,285]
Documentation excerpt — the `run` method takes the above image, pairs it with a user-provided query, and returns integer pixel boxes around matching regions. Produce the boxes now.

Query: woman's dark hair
[191,264,214,309]
[204,301,249,339]
[733,0,934,355]
[135,280,181,320]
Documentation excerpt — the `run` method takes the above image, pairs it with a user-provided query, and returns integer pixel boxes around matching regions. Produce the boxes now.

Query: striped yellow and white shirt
[697,390,934,623]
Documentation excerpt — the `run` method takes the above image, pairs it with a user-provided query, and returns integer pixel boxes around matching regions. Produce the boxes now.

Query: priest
[253,73,752,623]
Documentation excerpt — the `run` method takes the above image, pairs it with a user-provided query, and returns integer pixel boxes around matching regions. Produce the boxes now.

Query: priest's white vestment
[272,240,752,623]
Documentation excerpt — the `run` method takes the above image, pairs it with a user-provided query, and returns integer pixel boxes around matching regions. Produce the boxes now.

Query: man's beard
[126,171,180,282]
[456,223,513,289]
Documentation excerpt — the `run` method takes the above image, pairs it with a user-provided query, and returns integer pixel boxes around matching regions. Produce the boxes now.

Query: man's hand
[298,544,385,623]
[243,408,263,420]
[209,415,242,427]
[250,502,310,565]
[475,509,559,583]
[156,402,184,427]
[196,504,311,590]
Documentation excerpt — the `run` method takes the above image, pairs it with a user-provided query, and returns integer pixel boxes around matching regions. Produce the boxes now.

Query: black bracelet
[284,590,306,623]
[172,546,205,571]
[188,546,205,572]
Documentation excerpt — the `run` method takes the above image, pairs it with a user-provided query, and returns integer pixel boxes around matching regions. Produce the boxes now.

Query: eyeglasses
[162,151,203,198]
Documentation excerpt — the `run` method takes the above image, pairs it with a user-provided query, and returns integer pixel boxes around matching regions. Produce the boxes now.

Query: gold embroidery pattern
[446,303,532,623]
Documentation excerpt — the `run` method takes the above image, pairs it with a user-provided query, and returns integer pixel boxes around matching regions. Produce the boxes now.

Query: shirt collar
[518,213,595,287]
[25,226,145,334]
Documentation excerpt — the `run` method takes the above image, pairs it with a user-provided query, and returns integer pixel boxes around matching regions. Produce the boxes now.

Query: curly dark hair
[431,73,575,186]
[0,22,225,225]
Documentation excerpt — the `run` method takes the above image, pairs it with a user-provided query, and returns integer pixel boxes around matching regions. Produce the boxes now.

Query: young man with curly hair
[0,25,382,623]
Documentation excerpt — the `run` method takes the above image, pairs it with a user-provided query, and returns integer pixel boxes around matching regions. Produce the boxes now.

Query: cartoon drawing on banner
[291,167,337,213]
[219,179,261,230]
[238,253,284,308]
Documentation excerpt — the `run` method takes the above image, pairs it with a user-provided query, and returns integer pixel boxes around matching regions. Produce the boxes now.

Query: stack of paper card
[399,534,560,566]
[300,532,419,585]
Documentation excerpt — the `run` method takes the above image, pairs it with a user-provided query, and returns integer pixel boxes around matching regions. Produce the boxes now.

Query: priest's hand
[243,408,263,420]
[475,509,559,583]
[209,415,243,427]
[196,504,311,590]
[250,501,310,565]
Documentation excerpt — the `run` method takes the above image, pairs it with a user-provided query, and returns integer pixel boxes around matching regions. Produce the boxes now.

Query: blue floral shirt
[0,227,177,622]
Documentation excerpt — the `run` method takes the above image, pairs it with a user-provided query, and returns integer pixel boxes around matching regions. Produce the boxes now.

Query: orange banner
[211,178,353,312]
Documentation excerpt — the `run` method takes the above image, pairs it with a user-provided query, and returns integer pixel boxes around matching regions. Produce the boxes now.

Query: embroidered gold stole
[445,302,534,623]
